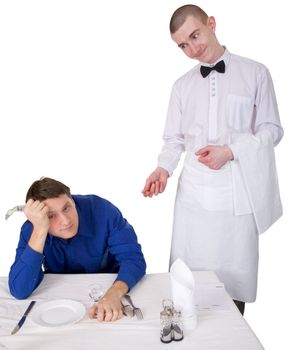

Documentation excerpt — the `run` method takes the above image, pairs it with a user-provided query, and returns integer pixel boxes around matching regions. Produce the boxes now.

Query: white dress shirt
[157,49,283,175]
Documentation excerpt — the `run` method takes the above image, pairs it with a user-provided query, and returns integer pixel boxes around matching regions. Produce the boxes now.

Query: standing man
[142,4,283,315]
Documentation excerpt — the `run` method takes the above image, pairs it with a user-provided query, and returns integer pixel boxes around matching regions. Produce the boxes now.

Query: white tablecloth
[0,272,263,350]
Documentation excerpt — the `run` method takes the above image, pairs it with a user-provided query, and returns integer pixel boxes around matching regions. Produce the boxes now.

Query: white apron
[169,152,259,302]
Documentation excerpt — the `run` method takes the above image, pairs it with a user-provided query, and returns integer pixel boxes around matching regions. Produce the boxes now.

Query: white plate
[31,299,86,327]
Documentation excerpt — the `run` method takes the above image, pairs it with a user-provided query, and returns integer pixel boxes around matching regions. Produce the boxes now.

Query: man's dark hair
[25,177,71,202]
[170,4,208,34]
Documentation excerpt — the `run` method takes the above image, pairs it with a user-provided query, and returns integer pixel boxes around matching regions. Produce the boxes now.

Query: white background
[0,1,286,348]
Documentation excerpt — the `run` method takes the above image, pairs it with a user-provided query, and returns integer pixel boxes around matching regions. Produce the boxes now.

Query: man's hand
[195,145,234,170]
[24,199,50,232]
[89,281,128,322]
[25,199,50,253]
[142,167,169,197]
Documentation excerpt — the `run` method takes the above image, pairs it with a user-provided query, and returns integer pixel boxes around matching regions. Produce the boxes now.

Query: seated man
[9,177,146,322]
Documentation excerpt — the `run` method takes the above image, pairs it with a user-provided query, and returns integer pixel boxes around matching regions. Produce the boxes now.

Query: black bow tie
[200,60,225,78]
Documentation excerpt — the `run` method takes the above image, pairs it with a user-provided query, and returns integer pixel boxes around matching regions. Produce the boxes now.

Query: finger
[111,309,120,321]
[26,199,35,207]
[148,183,155,197]
[154,181,160,195]
[88,304,97,319]
[201,151,209,158]
[195,147,209,156]
[31,200,42,210]
[117,309,124,320]
[142,190,151,197]
[37,202,47,212]
[142,183,151,196]
[29,200,41,209]
[142,177,153,194]
[142,183,151,194]
[197,155,205,162]
[103,309,113,322]
[96,305,105,322]
[197,151,209,159]
[198,156,210,165]
[159,177,167,193]
[40,204,49,214]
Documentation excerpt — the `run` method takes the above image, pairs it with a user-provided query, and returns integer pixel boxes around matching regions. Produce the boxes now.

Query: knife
[11,300,36,335]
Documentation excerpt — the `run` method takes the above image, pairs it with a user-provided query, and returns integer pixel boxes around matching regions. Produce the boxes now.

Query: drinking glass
[88,283,104,302]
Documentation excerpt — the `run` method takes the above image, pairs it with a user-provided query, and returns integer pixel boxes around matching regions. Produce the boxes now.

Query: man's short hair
[170,4,208,34]
[25,177,71,202]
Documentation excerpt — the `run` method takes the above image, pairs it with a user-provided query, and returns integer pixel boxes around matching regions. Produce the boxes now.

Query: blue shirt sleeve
[101,200,146,290]
[8,222,44,299]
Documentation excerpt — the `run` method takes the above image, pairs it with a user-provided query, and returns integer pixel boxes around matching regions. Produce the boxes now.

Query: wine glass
[88,283,104,303]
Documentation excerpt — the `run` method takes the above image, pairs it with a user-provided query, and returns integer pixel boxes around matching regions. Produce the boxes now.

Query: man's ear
[207,16,216,32]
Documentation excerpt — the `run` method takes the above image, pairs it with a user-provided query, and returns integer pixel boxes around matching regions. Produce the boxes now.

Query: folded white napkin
[170,258,197,330]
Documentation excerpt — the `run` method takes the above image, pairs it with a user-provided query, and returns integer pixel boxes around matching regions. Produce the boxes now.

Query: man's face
[43,194,79,239]
[171,15,219,64]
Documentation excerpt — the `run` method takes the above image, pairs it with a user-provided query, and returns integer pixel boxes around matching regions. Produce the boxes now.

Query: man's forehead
[43,195,73,211]
[172,16,202,41]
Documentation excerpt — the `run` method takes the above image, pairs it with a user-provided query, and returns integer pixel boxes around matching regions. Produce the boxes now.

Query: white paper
[170,258,197,330]
[195,283,230,311]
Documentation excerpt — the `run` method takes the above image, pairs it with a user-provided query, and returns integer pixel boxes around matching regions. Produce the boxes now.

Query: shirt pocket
[226,94,254,132]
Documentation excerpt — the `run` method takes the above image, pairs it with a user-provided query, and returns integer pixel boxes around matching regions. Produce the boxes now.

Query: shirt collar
[200,46,231,68]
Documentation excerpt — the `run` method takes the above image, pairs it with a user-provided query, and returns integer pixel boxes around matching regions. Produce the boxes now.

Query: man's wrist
[157,166,170,177]
[28,228,48,254]
[109,280,129,298]
[224,145,234,160]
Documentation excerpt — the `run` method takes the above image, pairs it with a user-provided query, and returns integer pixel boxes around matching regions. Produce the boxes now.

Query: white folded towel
[170,258,197,330]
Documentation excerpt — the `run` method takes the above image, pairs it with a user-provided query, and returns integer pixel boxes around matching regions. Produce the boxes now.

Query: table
[0,272,264,350]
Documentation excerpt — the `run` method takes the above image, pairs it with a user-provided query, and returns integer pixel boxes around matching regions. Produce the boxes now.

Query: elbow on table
[9,282,33,300]
[140,261,147,279]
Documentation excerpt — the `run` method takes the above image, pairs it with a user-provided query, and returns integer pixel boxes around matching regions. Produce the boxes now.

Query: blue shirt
[9,195,146,299]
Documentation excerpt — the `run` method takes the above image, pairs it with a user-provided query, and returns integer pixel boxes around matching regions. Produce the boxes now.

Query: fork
[123,294,143,320]
[121,301,134,318]
[5,204,25,220]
